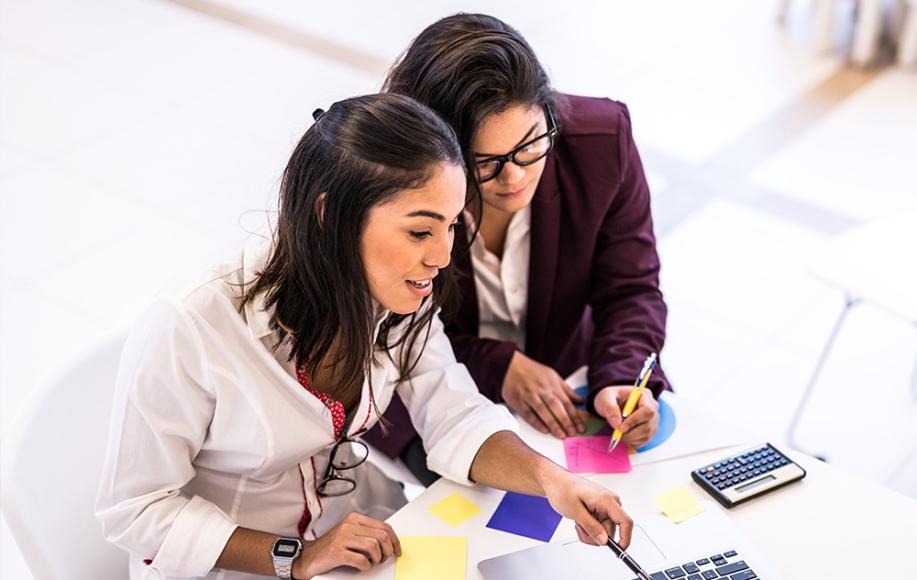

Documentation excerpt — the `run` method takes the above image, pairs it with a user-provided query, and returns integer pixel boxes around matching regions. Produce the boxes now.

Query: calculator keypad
[695,444,789,490]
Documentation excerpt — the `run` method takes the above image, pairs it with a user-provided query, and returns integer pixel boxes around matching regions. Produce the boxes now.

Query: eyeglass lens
[476,132,553,182]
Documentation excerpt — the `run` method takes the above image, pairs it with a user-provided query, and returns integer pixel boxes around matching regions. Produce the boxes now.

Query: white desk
[322,428,917,578]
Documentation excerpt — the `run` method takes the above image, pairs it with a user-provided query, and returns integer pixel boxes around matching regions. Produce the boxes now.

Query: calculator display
[735,474,776,493]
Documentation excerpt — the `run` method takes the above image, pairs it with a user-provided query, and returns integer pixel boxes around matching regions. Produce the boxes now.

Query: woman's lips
[405,278,433,297]
[496,185,526,198]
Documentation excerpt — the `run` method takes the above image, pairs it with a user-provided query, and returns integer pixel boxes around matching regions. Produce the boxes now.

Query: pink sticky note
[563,436,632,473]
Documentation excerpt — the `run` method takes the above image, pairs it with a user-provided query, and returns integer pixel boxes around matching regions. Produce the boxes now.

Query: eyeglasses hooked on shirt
[317,431,370,497]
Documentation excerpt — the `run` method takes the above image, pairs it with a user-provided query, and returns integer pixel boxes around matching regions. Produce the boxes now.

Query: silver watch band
[274,558,293,580]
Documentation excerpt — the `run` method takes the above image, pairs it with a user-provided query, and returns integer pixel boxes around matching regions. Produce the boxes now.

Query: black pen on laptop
[606,536,653,580]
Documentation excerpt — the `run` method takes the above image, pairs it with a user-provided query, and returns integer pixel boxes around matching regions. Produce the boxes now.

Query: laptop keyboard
[631,549,759,580]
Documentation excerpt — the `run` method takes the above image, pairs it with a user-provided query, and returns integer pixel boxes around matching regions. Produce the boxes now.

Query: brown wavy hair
[241,93,464,411]
[384,13,563,201]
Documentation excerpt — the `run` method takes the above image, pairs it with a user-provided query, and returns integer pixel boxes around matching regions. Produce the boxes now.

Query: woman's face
[360,161,467,314]
[472,104,549,215]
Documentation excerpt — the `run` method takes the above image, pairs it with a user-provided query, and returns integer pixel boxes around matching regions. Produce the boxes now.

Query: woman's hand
[542,469,634,548]
[593,385,660,448]
[293,512,401,579]
[501,351,585,437]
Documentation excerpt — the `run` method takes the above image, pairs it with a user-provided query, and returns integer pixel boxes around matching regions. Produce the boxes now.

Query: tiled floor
[2,0,916,577]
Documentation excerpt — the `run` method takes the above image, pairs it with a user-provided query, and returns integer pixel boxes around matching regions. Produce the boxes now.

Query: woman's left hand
[542,470,634,548]
[594,385,660,448]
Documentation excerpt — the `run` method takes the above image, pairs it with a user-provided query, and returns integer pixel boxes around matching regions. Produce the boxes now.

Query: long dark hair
[384,13,562,197]
[241,94,464,410]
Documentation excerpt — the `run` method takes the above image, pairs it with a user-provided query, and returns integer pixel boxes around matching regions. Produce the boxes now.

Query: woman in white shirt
[96,93,633,580]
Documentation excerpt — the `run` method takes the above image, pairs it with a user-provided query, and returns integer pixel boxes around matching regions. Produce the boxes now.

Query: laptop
[478,501,784,580]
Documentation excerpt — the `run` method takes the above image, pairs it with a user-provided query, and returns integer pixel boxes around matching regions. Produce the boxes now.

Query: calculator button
[664,566,686,578]
[695,558,709,566]
[715,561,749,575]
[729,571,756,580]
[701,571,718,580]
[683,563,699,573]
[724,550,737,557]
[686,575,701,580]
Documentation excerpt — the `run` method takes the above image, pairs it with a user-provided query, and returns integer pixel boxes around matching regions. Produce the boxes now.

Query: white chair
[781,0,888,67]
[1,336,129,580]
[899,0,917,67]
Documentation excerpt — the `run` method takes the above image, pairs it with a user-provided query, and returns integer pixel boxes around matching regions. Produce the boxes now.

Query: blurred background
[2,0,916,576]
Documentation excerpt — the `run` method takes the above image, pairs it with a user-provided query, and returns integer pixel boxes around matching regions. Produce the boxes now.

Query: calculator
[691,443,806,508]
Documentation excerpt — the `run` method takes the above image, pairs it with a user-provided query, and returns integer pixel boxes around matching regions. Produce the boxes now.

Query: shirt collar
[242,234,276,341]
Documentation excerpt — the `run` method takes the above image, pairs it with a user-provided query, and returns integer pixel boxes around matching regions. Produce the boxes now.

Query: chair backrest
[1,337,129,580]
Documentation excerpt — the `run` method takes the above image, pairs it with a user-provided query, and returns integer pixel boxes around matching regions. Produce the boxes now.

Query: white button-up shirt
[468,206,531,350]
[96,236,517,580]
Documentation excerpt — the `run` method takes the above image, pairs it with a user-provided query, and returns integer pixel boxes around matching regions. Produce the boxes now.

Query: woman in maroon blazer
[365,13,670,484]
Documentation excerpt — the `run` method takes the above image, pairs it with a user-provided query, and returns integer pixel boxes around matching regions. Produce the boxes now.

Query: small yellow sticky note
[428,492,481,527]
[395,536,467,580]
[654,485,705,523]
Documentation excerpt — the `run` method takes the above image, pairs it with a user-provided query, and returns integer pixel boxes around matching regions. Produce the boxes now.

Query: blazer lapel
[450,214,480,334]
[525,155,561,360]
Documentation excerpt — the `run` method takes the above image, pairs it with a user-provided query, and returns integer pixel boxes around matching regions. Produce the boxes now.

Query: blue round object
[573,385,590,410]
[636,396,676,452]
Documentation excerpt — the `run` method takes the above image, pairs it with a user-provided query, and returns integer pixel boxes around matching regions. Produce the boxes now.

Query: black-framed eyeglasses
[317,434,369,497]
[474,108,557,183]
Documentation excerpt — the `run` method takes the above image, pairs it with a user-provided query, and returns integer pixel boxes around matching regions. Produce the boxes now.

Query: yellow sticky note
[428,492,481,527]
[654,485,705,523]
[395,536,466,580]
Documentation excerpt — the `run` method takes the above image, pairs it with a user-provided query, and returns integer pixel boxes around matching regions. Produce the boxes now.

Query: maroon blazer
[365,95,670,459]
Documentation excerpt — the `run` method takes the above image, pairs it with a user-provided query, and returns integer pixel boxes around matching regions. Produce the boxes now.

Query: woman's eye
[409,231,432,239]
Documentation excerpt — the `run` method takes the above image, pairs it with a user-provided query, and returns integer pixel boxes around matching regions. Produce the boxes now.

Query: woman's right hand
[501,351,585,438]
[294,512,401,579]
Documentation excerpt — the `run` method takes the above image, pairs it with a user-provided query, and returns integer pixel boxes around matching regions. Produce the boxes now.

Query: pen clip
[637,352,658,383]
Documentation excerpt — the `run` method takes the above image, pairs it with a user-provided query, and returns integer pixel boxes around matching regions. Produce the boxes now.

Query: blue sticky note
[636,396,676,452]
[485,492,562,542]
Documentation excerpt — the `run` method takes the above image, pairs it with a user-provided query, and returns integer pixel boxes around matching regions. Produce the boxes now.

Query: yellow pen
[608,353,657,453]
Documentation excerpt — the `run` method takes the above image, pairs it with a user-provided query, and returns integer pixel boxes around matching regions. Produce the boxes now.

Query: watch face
[272,538,301,558]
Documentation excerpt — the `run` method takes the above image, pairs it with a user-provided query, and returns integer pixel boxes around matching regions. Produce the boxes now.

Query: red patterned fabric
[293,362,346,538]
[296,365,345,439]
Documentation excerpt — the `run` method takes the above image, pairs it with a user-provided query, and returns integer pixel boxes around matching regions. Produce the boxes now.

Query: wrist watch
[271,536,303,579]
